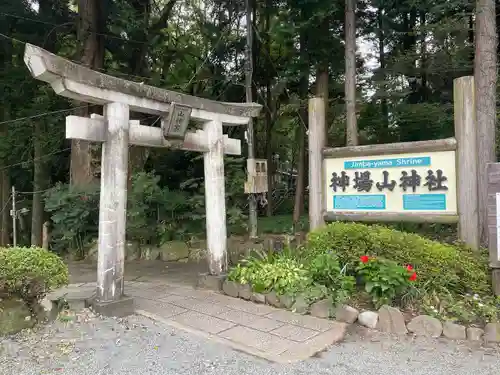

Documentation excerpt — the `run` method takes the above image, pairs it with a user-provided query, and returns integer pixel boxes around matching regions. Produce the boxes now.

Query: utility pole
[245,0,258,238]
[11,186,16,247]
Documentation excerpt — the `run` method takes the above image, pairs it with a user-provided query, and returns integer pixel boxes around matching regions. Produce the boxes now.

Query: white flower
[473,294,479,300]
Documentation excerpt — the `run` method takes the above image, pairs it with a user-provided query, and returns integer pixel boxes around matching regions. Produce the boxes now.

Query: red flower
[406,265,413,271]
[409,272,417,281]
[360,255,370,263]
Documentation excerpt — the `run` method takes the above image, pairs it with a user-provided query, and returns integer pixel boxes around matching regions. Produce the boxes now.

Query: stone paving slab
[49,279,347,363]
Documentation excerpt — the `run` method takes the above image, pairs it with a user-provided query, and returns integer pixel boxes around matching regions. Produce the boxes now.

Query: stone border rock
[219,280,500,345]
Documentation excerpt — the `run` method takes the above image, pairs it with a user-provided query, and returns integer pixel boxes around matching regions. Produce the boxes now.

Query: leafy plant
[0,247,69,308]
[227,250,310,295]
[44,171,225,255]
[44,182,100,255]
[306,252,355,304]
[422,292,500,325]
[307,252,343,287]
[356,255,416,308]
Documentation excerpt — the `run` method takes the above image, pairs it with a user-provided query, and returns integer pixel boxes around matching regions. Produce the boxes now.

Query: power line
[17,187,54,195]
[0,12,243,91]
[0,196,12,216]
[0,17,244,127]
[0,148,71,172]
[1,12,153,46]
[0,105,89,126]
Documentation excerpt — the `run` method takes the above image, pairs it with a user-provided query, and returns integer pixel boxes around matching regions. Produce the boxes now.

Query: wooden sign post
[487,163,500,295]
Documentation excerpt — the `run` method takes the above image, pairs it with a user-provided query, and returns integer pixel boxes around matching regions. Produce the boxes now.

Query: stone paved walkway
[51,261,346,363]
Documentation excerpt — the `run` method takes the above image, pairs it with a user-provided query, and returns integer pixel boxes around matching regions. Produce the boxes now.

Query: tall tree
[345,0,358,146]
[70,0,107,187]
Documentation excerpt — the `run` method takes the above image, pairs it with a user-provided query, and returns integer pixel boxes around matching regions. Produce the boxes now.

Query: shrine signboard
[322,142,459,223]
[310,77,480,257]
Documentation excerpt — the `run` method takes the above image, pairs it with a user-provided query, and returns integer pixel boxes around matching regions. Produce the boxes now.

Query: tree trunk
[31,0,57,246]
[292,28,309,228]
[265,82,274,217]
[316,65,329,142]
[0,168,9,246]
[264,0,274,217]
[420,12,428,102]
[71,0,107,187]
[0,26,13,246]
[377,7,389,141]
[475,0,497,245]
[0,113,10,246]
[293,125,306,228]
[345,0,358,146]
[31,121,47,247]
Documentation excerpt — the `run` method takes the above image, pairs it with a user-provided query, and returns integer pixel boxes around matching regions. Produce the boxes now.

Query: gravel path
[1,310,499,375]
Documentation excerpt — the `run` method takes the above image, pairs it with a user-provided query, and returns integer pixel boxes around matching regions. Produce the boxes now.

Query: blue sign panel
[344,156,431,170]
[403,194,446,211]
[333,195,386,210]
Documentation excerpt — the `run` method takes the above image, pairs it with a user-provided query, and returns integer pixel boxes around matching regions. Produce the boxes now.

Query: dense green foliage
[306,222,491,295]
[228,250,311,295]
[227,222,498,324]
[44,168,248,256]
[227,248,356,306]
[0,247,69,306]
[0,0,497,249]
[356,256,415,308]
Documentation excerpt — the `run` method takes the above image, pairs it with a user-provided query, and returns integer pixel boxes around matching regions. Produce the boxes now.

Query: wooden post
[308,97,326,230]
[487,163,500,295]
[453,76,480,249]
[475,0,497,246]
[11,186,16,247]
[203,119,227,275]
[42,221,50,249]
[97,102,130,302]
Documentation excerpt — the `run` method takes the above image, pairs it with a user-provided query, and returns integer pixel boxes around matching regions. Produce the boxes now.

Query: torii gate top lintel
[23,43,262,125]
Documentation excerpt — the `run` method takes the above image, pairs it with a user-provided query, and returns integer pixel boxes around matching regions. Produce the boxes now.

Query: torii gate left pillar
[24,43,262,316]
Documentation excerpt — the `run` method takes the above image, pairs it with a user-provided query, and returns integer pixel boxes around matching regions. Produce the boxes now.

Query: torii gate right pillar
[203,119,227,275]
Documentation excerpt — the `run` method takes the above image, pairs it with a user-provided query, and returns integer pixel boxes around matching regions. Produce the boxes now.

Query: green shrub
[45,170,248,255]
[0,247,69,305]
[306,222,490,296]
[44,182,100,255]
[307,252,344,287]
[421,292,500,325]
[227,248,355,305]
[306,252,355,298]
[227,250,310,295]
[356,256,416,307]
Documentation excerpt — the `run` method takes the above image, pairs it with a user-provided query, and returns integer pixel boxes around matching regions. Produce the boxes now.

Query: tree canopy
[0,0,496,251]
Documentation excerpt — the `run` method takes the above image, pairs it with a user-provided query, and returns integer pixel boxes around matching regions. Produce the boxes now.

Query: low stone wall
[0,297,56,336]
[218,280,500,345]
[85,233,306,264]
[0,298,34,336]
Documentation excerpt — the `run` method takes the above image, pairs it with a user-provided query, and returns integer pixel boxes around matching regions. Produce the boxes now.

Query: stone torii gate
[24,44,262,316]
